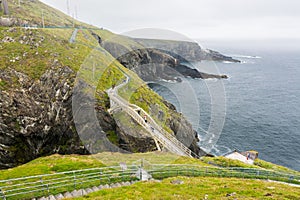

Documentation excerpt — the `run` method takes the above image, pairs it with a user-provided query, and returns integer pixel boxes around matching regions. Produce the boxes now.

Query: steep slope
[97,34,230,81]
[134,38,240,63]
[0,0,90,28]
[0,0,204,168]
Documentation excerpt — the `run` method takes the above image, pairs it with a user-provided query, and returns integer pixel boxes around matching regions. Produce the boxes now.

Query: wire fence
[0,164,299,200]
[0,165,139,200]
[148,164,300,184]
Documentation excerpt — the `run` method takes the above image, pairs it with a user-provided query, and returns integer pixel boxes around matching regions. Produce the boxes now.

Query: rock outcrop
[134,38,240,63]
[103,41,228,82]
[0,67,87,168]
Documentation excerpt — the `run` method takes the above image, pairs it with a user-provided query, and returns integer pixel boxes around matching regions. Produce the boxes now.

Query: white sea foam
[160,79,178,83]
[222,61,235,64]
[230,54,262,59]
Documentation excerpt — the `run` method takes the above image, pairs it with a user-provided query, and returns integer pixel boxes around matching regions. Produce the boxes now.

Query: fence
[148,164,300,185]
[0,164,299,200]
[0,165,139,200]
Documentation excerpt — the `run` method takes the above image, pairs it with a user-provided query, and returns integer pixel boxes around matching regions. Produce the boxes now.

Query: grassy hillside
[201,157,300,175]
[0,0,182,146]
[0,153,299,199]
[0,152,203,179]
[1,0,91,28]
[70,176,300,200]
[1,153,299,180]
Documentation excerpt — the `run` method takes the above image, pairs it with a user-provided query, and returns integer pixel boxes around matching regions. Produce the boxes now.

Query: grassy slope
[0,153,298,180]
[71,176,300,200]
[2,0,91,28]
[0,153,299,199]
[0,152,207,179]
[201,157,300,175]
[0,0,177,134]
[0,154,105,180]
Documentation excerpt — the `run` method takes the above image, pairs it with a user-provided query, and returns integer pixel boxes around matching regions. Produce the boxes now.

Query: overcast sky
[40,0,300,40]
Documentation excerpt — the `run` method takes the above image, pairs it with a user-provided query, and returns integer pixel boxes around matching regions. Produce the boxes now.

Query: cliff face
[0,0,213,169]
[101,40,206,155]
[0,67,87,168]
[103,41,228,82]
[0,27,207,169]
[134,38,240,63]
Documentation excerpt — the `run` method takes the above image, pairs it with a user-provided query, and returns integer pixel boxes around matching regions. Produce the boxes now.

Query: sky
[40,0,300,40]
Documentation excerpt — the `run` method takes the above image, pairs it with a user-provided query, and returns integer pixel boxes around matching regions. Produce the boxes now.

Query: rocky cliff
[0,23,206,169]
[134,38,240,63]
[0,0,222,169]
[0,67,87,168]
[102,40,228,82]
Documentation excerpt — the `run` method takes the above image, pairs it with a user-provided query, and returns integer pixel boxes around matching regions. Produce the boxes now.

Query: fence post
[289,176,294,183]
[40,177,45,196]
[73,171,76,190]
[99,170,102,185]
[0,189,6,200]
[46,184,49,196]
[139,167,142,181]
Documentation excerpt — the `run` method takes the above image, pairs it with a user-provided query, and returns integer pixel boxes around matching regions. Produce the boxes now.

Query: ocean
[149,39,300,171]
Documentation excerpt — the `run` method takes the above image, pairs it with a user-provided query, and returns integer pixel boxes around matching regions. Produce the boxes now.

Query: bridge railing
[112,94,192,157]
[107,75,196,158]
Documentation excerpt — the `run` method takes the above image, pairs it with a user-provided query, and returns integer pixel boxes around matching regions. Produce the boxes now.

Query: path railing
[148,164,300,185]
[0,164,299,200]
[107,76,194,158]
[0,165,139,200]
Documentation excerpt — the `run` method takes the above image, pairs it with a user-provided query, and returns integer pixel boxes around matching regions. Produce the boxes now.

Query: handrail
[107,75,194,158]
[0,165,139,199]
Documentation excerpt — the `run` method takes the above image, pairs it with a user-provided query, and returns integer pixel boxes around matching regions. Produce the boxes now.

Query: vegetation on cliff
[0,0,203,168]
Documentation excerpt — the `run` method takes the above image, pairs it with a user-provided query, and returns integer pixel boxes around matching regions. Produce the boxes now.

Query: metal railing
[0,164,299,200]
[107,76,193,158]
[147,164,300,185]
[0,165,139,200]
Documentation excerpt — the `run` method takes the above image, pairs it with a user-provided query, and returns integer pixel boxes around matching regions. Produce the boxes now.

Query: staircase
[107,76,194,158]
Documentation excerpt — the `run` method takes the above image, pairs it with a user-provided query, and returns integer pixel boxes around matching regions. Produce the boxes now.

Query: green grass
[1,153,298,180]
[3,0,93,28]
[202,156,260,168]
[70,176,300,200]
[254,159,300,175]
[0,154,105,180]
[202,156,300,176]
[1,153,299,200]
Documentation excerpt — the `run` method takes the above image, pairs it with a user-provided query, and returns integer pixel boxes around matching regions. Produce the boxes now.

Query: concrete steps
[32,181,138,200]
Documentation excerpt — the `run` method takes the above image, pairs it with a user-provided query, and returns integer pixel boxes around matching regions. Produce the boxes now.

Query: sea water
[149,39,300,171]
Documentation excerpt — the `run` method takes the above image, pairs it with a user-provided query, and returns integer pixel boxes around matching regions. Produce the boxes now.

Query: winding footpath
[107,75,194,157]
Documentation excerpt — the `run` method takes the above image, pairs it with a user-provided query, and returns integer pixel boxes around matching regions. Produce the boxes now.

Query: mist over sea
[149,39,300,171]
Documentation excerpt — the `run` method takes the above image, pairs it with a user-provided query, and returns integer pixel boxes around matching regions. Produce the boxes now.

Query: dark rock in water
[202,49,240,63]
[174,64,228,79]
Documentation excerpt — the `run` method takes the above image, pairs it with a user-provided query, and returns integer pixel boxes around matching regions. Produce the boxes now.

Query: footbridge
[107,76,196,158]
